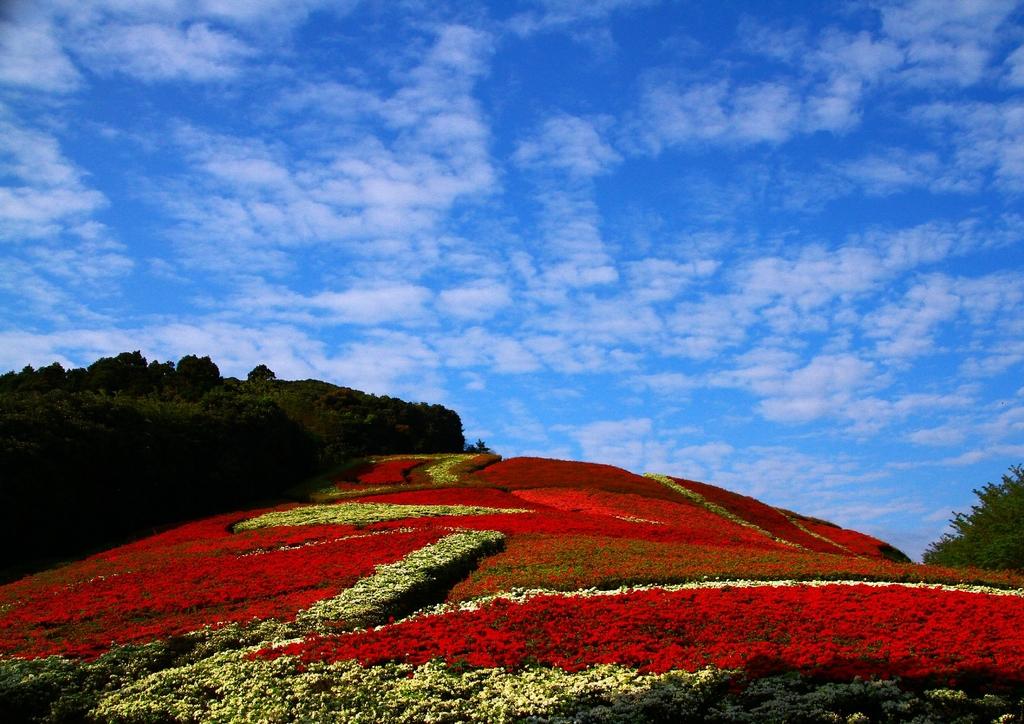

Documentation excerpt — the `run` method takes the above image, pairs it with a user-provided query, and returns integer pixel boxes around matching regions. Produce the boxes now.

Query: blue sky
[2,0,1023,558]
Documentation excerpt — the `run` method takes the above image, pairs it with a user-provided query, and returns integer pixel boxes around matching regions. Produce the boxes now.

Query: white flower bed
[296,530,506,631]
[424,454,477,484]
[93,652,733,723]
[91,652,1020,723]
[233,503,526,531]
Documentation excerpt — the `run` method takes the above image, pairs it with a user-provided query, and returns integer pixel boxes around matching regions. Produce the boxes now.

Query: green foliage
[0,352,465,575]
[0,388,316,574]
[267,380,464,466]
[924,464,1024,571]
[171,354,222,400]
[247,364,277,383]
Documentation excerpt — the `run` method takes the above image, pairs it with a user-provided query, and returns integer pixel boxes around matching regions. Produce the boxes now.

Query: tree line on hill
[0,352,465,576]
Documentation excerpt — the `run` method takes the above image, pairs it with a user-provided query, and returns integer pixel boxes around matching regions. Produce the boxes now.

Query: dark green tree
[173,355,222,400]
[247,364,276,383]
[923,464,1024,570]
[86,351,152,395]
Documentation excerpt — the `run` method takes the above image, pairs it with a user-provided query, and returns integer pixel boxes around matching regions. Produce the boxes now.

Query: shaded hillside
[0,353,464,575]
[2,454,1021,721]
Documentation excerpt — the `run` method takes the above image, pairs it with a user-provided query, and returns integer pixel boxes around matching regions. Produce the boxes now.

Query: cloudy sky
[2,0,1023,557]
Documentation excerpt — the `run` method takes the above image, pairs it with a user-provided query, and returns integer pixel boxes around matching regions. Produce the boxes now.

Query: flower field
[265,584,1024,686]
[2,453,1024,721]
[335,458,426,487]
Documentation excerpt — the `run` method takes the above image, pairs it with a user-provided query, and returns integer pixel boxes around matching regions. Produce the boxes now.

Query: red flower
[263,584,1024,686]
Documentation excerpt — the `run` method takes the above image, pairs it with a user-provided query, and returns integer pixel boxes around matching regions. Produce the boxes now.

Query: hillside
[2,454,1023,721]
[0,352,464,576]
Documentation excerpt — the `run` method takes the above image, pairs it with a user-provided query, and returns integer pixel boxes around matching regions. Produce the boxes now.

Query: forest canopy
[0,352,465,575]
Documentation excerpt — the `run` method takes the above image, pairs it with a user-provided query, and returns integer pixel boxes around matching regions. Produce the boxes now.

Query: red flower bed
[510,488,665,520]
[788,513,894,558]
[336,458,426,488]
[475,458,692,504]
[356,486,773,548]
[366,501,789,551]
[0,527,443,659]
[445,533,1024,600]
[355,487,540,510]
[670,478,846,554]
[266,584,1024,686]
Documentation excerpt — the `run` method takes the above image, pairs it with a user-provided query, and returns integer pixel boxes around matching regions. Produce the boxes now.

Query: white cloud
[160,24,496,272]
[979,404,1024,440]
[203,156,291,187]
[908,423,968,446]
[77,22,255,82]
[321,332,446,401]
[0,110,129,318]
[628,372,698,395]
[437,281,511,320]
[1007,44,1024,86]
[535,295,661,348]
[634,21,905,152]
[837,150,972,195]
[308,285,432,325]
[512,191,619,301]
[0,14,81,91]
[863,270,1024,368]
[635,3,1017,154]
[194,0,357,29]
[567,417,654,471]
[863,274,961,361]
[843,391,976,435]
[879,0,1017,87]
[0,186,106,239]
[730,82,804,142]
[442,327,541,373]
[507,0,656,36]
[0,115,107,239]
[665,294,755,360]
[961,340,1024,378]
[938,444,1024,467]
[0,119,80,188]
[517,333,628,374]
[756,353,878,423]
[739,244,882,308]
[811,29,905,84]
[514,114,621,178]
[707,348,884,425]
[36,0,356,86]
[225,281,434,326]
[636,79,806,150]
[917,100,1024,191]
[626,258,718,303]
